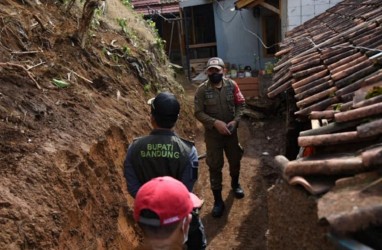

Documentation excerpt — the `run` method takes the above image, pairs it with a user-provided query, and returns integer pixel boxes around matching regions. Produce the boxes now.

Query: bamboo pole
[328,53,364,74]
[335,102,382,122]
[339,101,354,112]
[324,49,357,65]
[268,71,292,92]
[330,55,369,75]
[275,21,378,76]
[300,120,361,136]
[295,97,339,117]
[290,58,322,73]
[295,80,334,100]
[268,80,293,98]
[293,65,326,79]
[297,87,337,108]
[361,69,382,86]
[272,65,290,83]
[275,47,292,57]
[335,65,377,89]
[362,146,382,167]
[335,74,371,98]
[284,156,363,176]
[294,76,331,94]
[353,95,382,109]
[331,60,373,82]
[320,46,352,61]
[290,52,320,65]
[309,110,337,120]
[357,119,382,138]
[292,69,329,89]
[341,92,355,103]
[298,131,359,147]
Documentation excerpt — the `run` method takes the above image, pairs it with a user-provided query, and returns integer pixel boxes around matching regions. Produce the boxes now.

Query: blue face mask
[208,73,223,84]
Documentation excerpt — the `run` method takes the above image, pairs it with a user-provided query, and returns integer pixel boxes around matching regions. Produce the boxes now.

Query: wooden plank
[190,58,209,74]
[238,84,259,91]
[189,42,216,49]
[236,0,262,9]
[190,58,209,63]
[258,2,280,15]
[234,77,259,84]
[235,77,259,97]
[241,90,259,97]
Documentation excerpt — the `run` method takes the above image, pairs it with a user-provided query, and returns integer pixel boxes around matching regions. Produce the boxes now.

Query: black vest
[129,129,193,184]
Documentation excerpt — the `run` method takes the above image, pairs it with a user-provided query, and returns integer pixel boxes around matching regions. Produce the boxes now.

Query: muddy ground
[0,1,316,249]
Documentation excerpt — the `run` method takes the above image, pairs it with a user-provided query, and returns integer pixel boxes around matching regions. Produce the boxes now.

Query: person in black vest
[124,91,207,249]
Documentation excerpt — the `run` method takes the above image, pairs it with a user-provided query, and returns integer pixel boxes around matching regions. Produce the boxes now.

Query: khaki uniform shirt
[194,78,245,130]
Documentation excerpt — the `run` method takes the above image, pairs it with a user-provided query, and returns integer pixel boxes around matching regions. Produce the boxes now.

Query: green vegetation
[120,0,133,8]
[145,19,166,61]
[365,86,382,99]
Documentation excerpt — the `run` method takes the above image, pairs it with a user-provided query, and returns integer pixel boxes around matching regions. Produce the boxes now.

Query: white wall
[214,0,262,70]
[284,0,343,32]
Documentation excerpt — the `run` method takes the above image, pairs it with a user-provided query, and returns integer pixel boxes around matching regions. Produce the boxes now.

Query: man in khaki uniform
[194,57,246,218]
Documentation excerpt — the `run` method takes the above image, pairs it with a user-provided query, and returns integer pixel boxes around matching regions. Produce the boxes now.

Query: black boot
[211,189,225,218]
[231,177,245,199]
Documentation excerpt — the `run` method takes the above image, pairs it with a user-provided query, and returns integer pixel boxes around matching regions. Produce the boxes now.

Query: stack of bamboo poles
[269,0,382,181]
[269,3,382,118]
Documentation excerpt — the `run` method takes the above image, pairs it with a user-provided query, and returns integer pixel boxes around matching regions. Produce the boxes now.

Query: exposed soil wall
[267,181,336,250]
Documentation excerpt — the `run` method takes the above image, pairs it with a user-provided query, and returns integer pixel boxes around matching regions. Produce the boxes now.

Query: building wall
[283,0,343,35]
[214,0,263,71]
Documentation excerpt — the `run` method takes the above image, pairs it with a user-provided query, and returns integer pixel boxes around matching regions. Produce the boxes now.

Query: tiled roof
[270,0,382,235]
[131,0,180,15]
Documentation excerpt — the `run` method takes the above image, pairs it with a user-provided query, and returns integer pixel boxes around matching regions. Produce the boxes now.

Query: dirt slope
[0,1,191,248]
[0,1,288,249]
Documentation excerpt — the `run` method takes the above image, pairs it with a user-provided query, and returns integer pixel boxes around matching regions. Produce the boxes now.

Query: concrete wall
[181,0,344,71]
[283,0,343,34]
[214,0,263,70]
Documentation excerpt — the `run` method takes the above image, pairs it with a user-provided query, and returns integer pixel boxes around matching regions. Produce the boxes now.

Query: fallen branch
[27,61,46,70]
[64,67,92,83]
[0,62,41,89]
[11,50,42,55]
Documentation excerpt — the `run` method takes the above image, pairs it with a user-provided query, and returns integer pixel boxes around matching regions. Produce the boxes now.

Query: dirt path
[182,83,285,249]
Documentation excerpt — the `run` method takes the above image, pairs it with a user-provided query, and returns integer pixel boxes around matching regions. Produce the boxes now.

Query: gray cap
[206,57,224,70]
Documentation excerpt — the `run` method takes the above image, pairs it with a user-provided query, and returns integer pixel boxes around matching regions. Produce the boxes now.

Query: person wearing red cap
[124,92,206,249]
[134,176,203,250]
[194,57,246,218]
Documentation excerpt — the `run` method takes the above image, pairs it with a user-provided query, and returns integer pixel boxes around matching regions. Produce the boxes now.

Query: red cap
[134,176,203,226]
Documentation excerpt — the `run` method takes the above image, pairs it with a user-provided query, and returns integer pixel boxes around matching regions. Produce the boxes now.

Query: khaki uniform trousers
[205,128,243,190]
